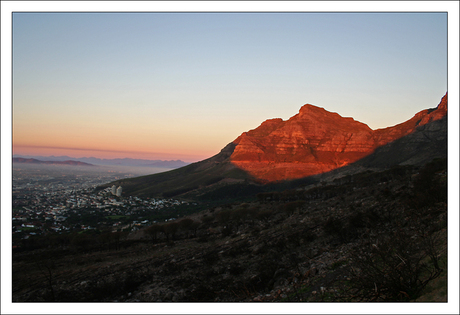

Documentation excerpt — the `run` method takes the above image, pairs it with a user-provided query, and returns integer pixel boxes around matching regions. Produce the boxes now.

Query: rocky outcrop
[230,93,447,182]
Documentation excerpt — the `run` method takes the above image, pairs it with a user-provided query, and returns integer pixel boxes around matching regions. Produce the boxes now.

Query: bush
[349,228,443,301]
[178,218,195,238]
[221,226,233,237]
[324,214,362,244]
[348,211,365,229]
[324,216,343,236]
[256,208,273,222]
[202,250,219,265]
[410,158,447,208]
[200,214,215,226]
[163,222,179,240]
[282,200,306,216]
[146,224,163,242]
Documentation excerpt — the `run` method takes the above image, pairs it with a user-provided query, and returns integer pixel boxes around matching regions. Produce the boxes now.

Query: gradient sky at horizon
[12,11,447,162]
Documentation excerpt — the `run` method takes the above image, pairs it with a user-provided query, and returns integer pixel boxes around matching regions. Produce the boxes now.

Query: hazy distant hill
[13,157,93,166]
[11,156,189,168]
[104,93,447,199]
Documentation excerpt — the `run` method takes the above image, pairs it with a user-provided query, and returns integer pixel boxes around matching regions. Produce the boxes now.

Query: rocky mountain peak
[230,94,447,182]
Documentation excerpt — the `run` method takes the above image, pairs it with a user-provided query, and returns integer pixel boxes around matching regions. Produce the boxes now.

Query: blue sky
[8,8,451,162]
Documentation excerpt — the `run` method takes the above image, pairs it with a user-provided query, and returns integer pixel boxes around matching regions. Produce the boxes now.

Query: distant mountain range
[13,158,94,166]
[12,156,189,168]
[104,93,447,198]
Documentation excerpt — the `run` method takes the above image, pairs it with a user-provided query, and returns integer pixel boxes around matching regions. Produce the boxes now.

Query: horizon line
[12,145,212,162]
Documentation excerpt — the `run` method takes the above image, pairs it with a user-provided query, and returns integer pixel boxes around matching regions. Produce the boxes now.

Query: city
[12,164,189,248]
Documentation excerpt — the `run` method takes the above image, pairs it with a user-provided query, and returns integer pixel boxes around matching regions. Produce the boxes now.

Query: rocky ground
[12,161,448,304]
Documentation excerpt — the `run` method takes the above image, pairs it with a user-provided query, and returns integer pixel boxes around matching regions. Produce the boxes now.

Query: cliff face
[230,93,447,182]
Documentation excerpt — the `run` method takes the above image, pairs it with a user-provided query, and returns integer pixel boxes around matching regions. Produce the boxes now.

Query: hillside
[101,142,252,199]
[12,158,448,303]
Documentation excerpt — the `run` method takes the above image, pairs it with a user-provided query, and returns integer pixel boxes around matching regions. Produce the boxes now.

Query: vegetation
[13,159,447,303]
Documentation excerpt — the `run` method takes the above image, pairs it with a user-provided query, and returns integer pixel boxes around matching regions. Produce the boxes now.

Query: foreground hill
[13,158,447,303]
[103,93,447,199]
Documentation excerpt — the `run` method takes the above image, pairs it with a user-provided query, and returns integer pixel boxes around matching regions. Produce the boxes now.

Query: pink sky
[12,144,215,162]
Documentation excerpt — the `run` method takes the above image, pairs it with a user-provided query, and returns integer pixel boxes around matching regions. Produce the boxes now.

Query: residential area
[12,165,188,247]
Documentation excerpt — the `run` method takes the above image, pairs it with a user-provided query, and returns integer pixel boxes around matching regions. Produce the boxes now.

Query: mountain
[13,157,93,166]
[11,155,189,168]
[230,93,447,182]
[104,93,447,198]
[74,157,188,168]
[102,142,248,198]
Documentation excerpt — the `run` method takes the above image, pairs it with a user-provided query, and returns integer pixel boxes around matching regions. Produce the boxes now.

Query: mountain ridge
[103,93,447,198]
[12,155,189,168]
[12,157,94,166]
[230,93,447,182]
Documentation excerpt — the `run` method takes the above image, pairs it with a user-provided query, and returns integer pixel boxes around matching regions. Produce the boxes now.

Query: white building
[116,186,122,197]
[111,185,117,195]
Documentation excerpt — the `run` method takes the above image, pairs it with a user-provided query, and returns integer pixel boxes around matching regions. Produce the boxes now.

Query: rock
[230,94,447,182]
[252,243,266,254]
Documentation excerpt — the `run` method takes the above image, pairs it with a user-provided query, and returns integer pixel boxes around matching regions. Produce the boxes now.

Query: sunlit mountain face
[230,93,447,183]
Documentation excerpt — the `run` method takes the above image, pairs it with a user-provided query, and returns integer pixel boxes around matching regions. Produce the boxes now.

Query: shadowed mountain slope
[105,143,253,198]
[355,115,447,168]
[308,114,448,184]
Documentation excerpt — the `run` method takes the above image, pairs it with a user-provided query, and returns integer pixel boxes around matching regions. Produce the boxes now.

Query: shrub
[200,214,215,226]
[282,200,306,216]
[163,222,179,240]
[324,215,360,243]
[231,208,247,230]
[410,158,447,208]
[216,209,232,225]
[221,226,233,237]
[146,224,163,242]
[178,218,195,238]
[324,216,343,236]
[348,211,365,229]
[256,208,274,222]
[349,228,443,301]
[202,250,219,265]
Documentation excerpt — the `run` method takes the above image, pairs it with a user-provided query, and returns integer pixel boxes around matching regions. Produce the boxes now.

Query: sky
[8,7,451,163]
